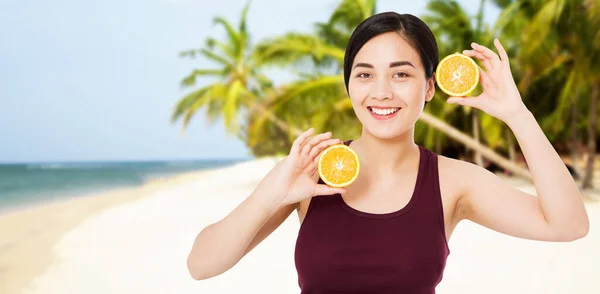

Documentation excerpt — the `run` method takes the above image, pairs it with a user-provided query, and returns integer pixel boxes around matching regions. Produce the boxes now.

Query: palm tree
[424,0,486,166]
[424,0,530,168]
[514,0,599,189]
[249,0,374,143]
[251,0,534,179]
[171,2,295,140]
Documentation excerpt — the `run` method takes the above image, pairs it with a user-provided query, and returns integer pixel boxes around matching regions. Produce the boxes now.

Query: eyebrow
[353,61,416,69]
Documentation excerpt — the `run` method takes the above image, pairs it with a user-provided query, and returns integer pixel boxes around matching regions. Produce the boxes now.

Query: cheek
[348,82,368,103]
[391,81,427,100]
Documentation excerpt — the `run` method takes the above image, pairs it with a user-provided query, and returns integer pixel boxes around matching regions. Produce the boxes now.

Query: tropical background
[173,0,599,193]
[1,1,599,293]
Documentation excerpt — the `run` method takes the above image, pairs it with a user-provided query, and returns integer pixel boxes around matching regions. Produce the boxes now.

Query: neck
[349,128,420,177]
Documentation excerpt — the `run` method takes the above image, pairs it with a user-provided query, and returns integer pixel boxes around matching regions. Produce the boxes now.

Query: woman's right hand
[259,127,347,207]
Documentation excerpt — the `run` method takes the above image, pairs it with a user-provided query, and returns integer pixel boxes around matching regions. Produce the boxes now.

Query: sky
[0,0,500,163]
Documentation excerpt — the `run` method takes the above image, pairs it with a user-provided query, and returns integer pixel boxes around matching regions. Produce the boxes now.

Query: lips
[367,106,401,120]
[368,106,401,115]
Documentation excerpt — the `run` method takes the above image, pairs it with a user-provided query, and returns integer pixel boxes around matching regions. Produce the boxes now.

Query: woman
[186,12,589,293]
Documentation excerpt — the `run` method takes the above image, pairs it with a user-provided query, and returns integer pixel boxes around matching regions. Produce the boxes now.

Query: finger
[301,132,332,157]
[493,38,510,67]
[308,138,343,162]
[476,64,494,89]
[313,184,347,196]
[290,127,314,155]
[447,96,481,108]
[463,49,492,72]
[471,42,500,68]
[303,161,317,175]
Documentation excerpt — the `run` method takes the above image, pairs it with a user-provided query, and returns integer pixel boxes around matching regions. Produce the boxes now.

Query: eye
[356,73,372,79]
[394,72,409,78]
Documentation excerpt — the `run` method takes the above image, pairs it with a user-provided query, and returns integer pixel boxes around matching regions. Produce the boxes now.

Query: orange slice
[436,52,479,96]
[317,144,360,188]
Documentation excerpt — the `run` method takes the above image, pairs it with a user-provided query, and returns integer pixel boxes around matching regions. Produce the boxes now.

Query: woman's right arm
[186,181,296,280]
[186,128,346,280]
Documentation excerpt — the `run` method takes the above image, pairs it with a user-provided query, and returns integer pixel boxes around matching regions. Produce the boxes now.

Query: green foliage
[175,0,599,159]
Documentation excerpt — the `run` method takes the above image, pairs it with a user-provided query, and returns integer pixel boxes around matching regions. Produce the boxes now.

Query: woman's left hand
[446,39,528,124]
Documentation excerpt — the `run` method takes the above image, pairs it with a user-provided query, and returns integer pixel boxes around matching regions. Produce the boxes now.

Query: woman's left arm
[446,39,589,241]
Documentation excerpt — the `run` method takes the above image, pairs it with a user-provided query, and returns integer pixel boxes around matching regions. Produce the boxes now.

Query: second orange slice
[317,144,360,188]
[436,52,479,97]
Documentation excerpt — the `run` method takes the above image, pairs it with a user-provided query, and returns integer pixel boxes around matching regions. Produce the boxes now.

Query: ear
[425,75,436,102]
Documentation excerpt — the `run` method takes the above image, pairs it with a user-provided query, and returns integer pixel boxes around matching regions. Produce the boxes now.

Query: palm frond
[182,83,228,129]
[480,113,505,148]
[222,80,245,132]
[179,69,227,88]
[171,86,211,123]
[267,75,344,111]
[333,98,353,111]
[238,1,252,63]
[249,75,346,139]
[178,49,200,59]
[540,68,580,135]
[212,17,240,48]
[199,47,232,66]
[329,0,375,31]
[239,0,251,36]
[253,33,345,67]
[522,0,565,55]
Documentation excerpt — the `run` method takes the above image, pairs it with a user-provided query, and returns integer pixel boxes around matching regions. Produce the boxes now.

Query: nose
[370,78,393,101]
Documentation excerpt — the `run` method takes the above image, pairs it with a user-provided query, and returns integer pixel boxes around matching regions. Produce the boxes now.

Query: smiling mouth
[367,106,402,116]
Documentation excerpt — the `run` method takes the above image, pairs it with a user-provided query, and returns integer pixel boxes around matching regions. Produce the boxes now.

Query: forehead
[352,32,422,68]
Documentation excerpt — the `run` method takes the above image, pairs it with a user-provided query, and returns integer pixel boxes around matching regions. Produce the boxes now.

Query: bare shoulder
[436,155,467,188]
[435,155,478,224]
[437,154,509,196]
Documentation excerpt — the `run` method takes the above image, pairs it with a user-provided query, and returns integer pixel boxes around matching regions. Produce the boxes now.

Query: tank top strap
[416,146,449,249]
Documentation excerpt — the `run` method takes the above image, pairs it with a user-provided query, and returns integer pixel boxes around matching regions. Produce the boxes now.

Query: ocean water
[0,159,247,214]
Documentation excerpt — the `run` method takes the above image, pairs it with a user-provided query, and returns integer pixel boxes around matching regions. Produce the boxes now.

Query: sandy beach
[1,156,599,294]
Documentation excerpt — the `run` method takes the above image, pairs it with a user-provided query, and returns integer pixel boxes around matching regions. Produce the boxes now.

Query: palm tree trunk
[569,95,581,179]
[419,111,533,181]
[581,82,598,189]
[247,101,301,136]
[472,110,484,166]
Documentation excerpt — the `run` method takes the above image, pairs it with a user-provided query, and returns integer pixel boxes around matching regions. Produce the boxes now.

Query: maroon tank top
[295,140,450,293]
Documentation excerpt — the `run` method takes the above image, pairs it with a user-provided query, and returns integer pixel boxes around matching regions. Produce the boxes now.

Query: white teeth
[369,107,400,115]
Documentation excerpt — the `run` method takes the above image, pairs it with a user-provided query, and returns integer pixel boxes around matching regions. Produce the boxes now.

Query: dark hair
[343,12,439,105]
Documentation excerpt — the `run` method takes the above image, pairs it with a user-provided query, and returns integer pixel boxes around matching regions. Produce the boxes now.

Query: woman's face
[348,31,435,140]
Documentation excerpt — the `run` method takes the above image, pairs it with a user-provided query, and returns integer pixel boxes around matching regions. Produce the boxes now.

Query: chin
[364,124,409,140]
